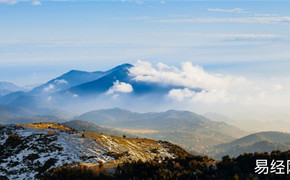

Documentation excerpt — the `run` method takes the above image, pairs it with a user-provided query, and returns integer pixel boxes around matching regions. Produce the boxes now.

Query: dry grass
[19,123,73,131]
[84,131,162,164]
[19,123,171,167]
[85,131,157,145]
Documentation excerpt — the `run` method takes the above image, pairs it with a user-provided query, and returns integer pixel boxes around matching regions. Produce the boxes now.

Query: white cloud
[107,13,290,25]
[167,88,196,101]
[106,80,133,95]
[272,84,283,91]
[43,84,54,92]
[129,60,290,112]
[0,0,19,4]
[214,33,277,39]
[31,0,41,5]
[129,60,248,91]
[0,0,41,5]
[121,0,143,5]
[207,8,244,13]
[168,88,232,103]
[153,16,290,24]
[193,89,233,103]
[42,80,67,93]
[54,79,68,85]
[130,60,250,104]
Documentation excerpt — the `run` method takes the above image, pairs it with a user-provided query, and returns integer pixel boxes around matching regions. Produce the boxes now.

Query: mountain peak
[106,63,133,73]
[65,69,85,74]
[117,63,133,68]
[166,109,191,114]
[103,63,133,73]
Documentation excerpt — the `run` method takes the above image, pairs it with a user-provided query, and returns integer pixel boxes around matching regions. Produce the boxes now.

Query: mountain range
[1,63,289,161]
[75,108,247,154]
[1,103,289,160]
[26,63,182,97]
[0,63,199,116]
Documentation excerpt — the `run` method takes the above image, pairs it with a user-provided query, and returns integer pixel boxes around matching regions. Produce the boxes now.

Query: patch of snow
[0,125,176,179]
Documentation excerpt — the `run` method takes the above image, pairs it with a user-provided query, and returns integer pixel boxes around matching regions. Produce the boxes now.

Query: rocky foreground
[0,123,180,179]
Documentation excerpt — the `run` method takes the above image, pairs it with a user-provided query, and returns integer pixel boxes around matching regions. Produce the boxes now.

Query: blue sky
[1,0,290,86]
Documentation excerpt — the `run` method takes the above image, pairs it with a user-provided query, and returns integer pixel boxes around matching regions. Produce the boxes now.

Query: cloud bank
[129,60,290,121]
[129,60,249,92]
[129,60,248,104]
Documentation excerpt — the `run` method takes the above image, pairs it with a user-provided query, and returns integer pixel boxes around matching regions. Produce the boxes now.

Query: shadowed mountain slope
[211,131,290,159]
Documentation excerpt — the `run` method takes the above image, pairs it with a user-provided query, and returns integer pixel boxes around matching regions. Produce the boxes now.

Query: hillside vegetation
[0,123,183,179]
[44,150,290,180]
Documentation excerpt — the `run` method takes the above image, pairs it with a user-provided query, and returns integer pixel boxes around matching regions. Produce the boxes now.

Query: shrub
[5,134,21,147]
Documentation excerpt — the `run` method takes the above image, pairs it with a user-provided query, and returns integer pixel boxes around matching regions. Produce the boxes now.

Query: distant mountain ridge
[0,104,63,124]
[76,108,247,154]
[211,131,290,159]
[76,108,244,135]
[204,112,235,125]
[0,82,23,96]
[29,69,110,95]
